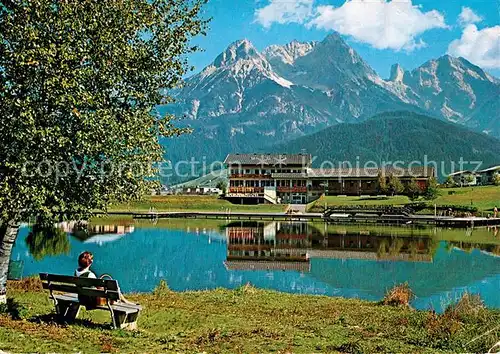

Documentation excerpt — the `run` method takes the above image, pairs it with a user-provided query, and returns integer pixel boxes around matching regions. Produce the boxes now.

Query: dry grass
[7,277,43,292]
[445,292,486,321]
[383,283,415,307]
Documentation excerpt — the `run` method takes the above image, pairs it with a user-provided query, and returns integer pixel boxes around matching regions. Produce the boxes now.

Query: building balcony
[277,186,307,193]
[228,187,264,194]
[230,174,272,179]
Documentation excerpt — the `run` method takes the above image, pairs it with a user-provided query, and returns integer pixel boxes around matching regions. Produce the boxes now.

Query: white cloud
[255,0,314,28]
[458,7,482,26]
[448,24,500,69]
[307,0,447,51]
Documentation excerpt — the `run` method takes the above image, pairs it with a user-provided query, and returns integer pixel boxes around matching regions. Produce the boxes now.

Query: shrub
[445,292,485,321]
[335,341,363,354]
[493,173,500,186]
[383,283,415,307]
[234,282,257,295]
[153,279,170,296]
[420,293,498,352]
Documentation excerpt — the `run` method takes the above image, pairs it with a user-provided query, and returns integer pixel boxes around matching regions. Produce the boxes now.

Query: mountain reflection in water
[10,220,500,312]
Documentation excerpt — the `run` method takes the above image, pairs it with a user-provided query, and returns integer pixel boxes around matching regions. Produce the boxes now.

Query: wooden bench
[39,273,142,330]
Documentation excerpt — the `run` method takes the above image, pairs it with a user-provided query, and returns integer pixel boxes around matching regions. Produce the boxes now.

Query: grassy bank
[2,279,499,353]
[104,186,498,215]
[109,195,286,213]
[434,186,500,213]
[308,186,500,213]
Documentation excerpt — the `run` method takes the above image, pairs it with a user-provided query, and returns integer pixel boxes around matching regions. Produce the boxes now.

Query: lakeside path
[2,279,500,353]
[96,210,500,227]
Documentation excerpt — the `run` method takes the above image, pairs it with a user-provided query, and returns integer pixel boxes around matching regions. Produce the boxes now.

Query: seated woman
[75,251,135,306]
[75,251,97,278]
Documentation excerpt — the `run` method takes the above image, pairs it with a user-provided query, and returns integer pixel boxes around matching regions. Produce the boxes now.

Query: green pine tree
[406,177,421,201]
[388,174,404,196]
[377,172,388,194]
[424,177,440,200]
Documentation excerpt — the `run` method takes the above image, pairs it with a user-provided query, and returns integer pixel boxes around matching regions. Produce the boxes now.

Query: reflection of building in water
[87,224,135,235]
[224,222,435,272]
[225,222,311,271]
[449,241,500,257]
[58,221,135,242]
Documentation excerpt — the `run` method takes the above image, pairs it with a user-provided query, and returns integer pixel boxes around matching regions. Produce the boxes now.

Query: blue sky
[188,0,500,78]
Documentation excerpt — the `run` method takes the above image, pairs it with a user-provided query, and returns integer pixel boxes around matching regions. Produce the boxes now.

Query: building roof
[478,165,500,173]
[224,153,312,166]
[308,166,435,178]
[448,170,477,176]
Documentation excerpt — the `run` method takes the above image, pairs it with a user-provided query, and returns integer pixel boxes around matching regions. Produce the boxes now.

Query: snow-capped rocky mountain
[384,55,499,136]
[167,34,417,128]
[160,33,499,180]
[175,39,293,120]
[263,40,317,77]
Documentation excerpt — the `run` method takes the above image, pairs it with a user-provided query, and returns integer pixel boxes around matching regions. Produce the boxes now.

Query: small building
[448,170,479,186]
[478,165,500,185]
[224,153,435,204]
[202,187,222,195]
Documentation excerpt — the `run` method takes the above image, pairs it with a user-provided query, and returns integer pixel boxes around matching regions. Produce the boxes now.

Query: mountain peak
[263,39,317,66]
[213,39,258,68]
[389,64,405,83]
[323,32,343,42]
[300,31,377,81]
[416,54,494,83]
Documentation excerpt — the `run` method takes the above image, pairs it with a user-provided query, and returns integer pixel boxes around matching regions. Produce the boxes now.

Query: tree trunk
[0,220,20,304]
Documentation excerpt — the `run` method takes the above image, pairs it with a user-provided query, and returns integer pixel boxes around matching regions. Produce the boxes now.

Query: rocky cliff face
[384,55,499,136]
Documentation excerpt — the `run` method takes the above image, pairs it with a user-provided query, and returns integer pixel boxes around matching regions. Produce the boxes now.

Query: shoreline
[94,210,500,228]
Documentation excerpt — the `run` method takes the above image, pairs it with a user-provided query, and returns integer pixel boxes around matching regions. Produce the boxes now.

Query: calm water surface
[10,220,500,312]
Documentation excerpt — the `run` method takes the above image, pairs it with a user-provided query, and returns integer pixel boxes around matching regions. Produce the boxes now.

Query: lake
[10,219,500,312]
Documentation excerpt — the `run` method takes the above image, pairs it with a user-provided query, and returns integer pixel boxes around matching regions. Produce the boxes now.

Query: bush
[234,282,257,295]
[420,293,497,352]
[445,292,485,321]
[153,279,170,296]
[383,283,415,307]
[335,341,363,354]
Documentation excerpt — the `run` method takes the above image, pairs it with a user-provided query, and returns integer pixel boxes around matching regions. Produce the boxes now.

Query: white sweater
[74,267,97,278]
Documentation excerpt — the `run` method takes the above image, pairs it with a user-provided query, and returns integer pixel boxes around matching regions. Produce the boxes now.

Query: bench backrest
[39,273,120,301]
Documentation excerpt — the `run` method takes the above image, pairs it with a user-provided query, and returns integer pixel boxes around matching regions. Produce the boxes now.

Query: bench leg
[55,301,80,321]
[112,311,139,330]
